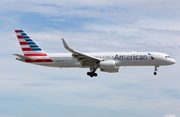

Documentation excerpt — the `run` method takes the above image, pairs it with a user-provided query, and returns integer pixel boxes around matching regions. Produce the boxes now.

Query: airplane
[13,30,176,77]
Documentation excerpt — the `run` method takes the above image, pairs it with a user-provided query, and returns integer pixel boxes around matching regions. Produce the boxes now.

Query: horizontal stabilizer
[13,54,36,60]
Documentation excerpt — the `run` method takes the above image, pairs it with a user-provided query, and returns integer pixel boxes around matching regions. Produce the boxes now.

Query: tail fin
[15,30,47,57]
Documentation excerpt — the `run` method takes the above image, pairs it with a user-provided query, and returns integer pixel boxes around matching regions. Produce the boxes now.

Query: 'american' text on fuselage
[114,54,148,60]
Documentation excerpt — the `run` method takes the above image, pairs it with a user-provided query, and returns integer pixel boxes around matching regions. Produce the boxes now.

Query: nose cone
[170,59,176,64]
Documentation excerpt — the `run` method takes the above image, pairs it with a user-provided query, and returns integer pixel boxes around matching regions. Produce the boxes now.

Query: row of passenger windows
[95,56,113,58]
[50,57,73,59]
[50,56,113,59]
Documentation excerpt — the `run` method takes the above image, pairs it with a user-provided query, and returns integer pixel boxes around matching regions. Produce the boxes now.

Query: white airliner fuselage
[21,52,175,67]
[14,30,176,77]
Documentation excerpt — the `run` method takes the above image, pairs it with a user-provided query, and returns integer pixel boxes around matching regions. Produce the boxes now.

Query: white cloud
[0,114,19,117]
[0,0,179,8]
[165,114,176,117]
[135,19,180,31]
[0,0,180,21]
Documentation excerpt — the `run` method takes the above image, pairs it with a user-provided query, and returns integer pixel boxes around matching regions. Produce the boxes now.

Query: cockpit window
[165,56,171,58]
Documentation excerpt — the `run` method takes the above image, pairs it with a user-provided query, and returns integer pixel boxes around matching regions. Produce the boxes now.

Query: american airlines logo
[114,53,155,60]
[148,53,155,60]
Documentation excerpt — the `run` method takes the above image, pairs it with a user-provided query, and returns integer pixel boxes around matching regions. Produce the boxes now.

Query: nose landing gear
[154,66,159,75]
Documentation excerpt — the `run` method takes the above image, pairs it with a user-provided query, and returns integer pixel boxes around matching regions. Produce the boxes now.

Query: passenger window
[165,56,171,58]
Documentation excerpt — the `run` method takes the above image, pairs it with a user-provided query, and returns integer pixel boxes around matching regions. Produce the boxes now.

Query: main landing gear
[87,68,97,77]
[87,72,97,77]
[154,66,159,75]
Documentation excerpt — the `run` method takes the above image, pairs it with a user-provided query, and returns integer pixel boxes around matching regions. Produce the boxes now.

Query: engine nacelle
[100,68,119,73]
[100,60,116,69]
[99,60,119,73]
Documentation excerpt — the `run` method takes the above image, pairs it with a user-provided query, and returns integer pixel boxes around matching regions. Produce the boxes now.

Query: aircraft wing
[62,38,102,65]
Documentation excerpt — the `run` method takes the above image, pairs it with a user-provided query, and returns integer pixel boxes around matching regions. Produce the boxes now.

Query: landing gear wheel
[87,67,98,77]
[94,73,97,77]
[87,72,91,76]
[153,66,159,75]
[90,74,94,77]
[87,72,98,77]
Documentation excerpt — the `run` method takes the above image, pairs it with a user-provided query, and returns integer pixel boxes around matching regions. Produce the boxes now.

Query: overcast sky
[0,0,180,117]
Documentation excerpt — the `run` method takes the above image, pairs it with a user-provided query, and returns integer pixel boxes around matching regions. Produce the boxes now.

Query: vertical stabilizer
[14,30,53,63]
[15,30,47,57]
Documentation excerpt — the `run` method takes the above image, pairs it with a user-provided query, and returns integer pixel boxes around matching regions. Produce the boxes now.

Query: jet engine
[99,60,119,73]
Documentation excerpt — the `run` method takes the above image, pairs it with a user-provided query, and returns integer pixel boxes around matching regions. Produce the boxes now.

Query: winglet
[61,38,102,61]
[62,38,69,49]
[62,38,74,53]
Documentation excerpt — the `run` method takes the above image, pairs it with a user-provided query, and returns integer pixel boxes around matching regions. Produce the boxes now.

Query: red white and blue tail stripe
[15,30,53,63]
[15,30,47,57]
